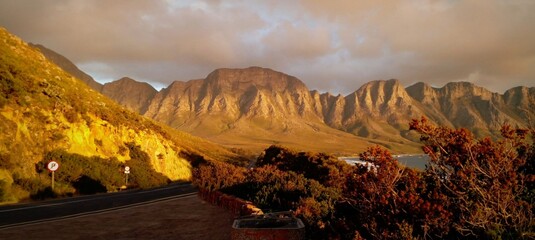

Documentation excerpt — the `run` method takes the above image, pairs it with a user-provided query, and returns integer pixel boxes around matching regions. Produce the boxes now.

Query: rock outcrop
[34,45,535,153]
[0,28,239,203]
[101,77,157,113]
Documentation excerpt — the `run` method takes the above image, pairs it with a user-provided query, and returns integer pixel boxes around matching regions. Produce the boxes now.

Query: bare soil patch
[0,195,234,240]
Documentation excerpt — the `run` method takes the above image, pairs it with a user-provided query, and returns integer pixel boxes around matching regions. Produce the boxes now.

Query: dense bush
[257,146,353,189]
[193,160,246,191]
[338,146,452,239]
[13,176,56,200]
[40,150,124,192]
[194,118,534,239]
[125,142,170,188]
[410,117,534,239]
[193,162,341,238]
[32,146,170,197]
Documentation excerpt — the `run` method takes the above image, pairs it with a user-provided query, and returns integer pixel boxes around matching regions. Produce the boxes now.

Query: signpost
[47,161,59,190]
[124,166,130,186]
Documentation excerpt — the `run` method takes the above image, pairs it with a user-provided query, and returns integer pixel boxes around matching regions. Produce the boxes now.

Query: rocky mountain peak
[204,67,307,93]
[440,81,495,100]
[101,77,157,113]
[504,86,535,110]
[355,79,412,113]
[115,77,140,83]
[30,38,535,154]
[405,82,438,103]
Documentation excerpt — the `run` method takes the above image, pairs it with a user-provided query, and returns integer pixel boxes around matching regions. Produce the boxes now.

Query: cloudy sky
[1,0,534,94]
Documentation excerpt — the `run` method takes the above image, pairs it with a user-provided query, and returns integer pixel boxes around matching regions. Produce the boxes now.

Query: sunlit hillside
[0,27,241,203]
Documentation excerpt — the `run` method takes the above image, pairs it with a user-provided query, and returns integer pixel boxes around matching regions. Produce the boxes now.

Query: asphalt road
[0,183,197,229]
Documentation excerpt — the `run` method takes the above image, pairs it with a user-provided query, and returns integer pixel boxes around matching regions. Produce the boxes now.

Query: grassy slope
[200,116,422,155]
[0,27,240,203]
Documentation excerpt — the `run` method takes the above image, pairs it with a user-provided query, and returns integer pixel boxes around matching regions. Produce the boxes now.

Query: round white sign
[47,161,59,172]
[125,166,130,171]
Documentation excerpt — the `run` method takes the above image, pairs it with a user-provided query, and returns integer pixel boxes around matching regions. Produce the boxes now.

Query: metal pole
[125,173,128,186]
[51,171,55,190]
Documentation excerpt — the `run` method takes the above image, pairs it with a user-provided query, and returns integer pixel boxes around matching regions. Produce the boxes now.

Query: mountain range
[0,28,240,203]
[35,44,535,155]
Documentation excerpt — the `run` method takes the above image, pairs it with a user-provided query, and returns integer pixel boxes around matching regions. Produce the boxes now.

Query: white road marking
[0,184,189,213]
[0,192,197,230]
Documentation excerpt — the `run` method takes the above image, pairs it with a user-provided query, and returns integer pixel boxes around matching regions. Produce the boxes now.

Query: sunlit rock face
[144,67,328,138]
[141,67,535,147]
[0,27,236,185]
[34,39,535,151]
[406,82,532,136]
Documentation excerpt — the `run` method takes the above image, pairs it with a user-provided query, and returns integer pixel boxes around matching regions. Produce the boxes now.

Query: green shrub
[125,142,170,188]
[39,148,168,194]
[257,145,353,189]
[0,179,15,203]
[193,161,341,239]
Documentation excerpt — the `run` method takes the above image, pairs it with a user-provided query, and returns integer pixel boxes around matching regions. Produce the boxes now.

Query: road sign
[124,166,130,186]
[47,161,59,190]
[47,161,59,172]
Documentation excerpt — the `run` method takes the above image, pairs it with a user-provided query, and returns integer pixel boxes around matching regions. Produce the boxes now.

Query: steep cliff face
[33,42,534,154]
[406,82,530,136]
[144,79,204,128]
[194,67,322,121]
[503,86,535,122]
[140,67,535,152]
[145,67,326,133]
[334,80,425,138]
[101,77,157,113]
[144,67,390,154]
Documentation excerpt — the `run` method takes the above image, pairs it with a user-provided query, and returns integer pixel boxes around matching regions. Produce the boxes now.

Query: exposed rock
[101,77,157,113]
[0,27,238,195]
[34,43,535,153]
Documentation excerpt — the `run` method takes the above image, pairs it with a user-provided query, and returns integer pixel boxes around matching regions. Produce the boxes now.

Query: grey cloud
[0,0,534,94]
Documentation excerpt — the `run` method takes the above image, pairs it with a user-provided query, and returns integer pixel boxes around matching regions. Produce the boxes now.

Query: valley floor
[0,195,233,240]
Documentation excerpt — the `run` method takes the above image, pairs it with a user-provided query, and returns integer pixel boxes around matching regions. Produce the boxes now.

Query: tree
[341,146,451,239]
[410,117,534,239]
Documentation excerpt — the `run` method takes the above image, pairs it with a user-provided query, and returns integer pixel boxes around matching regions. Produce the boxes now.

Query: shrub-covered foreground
[3,143,171,202]
[193,118,534,239]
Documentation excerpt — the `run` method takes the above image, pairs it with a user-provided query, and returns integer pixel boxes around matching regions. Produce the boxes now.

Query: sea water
[340,154,430,171]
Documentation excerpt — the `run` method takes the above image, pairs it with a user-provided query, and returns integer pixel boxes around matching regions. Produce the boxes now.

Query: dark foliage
[194,119,534,239]
[125,142,170,188]
[28,147,170,199]
[193,162,340,239]
[30,186,57,200]
[257,145,353,189]
[72,175,107,194]
[410,117,534,239]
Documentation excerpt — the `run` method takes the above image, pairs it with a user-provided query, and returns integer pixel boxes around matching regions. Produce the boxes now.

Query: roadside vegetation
[11,145,171,201]
[194,117,534,239]
[0,27,244,204]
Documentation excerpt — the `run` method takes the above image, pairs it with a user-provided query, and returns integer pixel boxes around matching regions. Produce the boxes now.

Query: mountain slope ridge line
[35,44,535,154]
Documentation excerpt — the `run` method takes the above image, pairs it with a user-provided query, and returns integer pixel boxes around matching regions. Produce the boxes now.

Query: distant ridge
[36,46,535,154]
[0,27,240,200]
[30,43,103,91]
[101,77,157,113]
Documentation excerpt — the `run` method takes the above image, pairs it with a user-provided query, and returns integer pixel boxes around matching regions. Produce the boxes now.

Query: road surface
[0,183,196,229]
